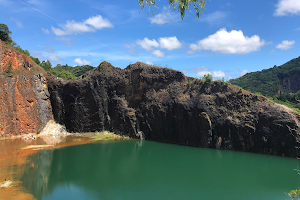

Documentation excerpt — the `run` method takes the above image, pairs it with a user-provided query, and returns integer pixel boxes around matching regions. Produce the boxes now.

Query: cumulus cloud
[276,40,295,50]
[240,70,249,77]
[51,15,113,36]
[145,61,153,65]
[74,58,92,65]
[10,17,23,28]
[188,28,266,54]
[41,28,50,34]
[213,71,227,78]
[48,55,62,62]
[136,38,159,51]
[85,15,114,29]
[151,50,165,57]
[158,37,182,50]
[274,0,300,16]
[136,36,182,54]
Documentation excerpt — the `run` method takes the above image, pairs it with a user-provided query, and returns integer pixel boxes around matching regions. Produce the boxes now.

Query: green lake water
[20,140,300,200]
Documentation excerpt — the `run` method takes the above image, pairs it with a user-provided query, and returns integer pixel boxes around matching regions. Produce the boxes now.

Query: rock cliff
[47,61,300,157]
[281,72,300,93]
[0,40,52,136]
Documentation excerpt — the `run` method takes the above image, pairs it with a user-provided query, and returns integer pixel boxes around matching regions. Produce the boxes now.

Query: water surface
[21,140,300,200]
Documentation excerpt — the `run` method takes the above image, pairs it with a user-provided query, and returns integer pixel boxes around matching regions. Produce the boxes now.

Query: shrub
[203,74,213,83]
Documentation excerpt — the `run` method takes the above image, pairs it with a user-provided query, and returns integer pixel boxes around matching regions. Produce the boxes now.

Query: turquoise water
[21,140,300,200]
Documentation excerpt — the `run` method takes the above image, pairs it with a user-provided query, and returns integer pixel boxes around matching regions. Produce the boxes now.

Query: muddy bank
[0,128,130,200]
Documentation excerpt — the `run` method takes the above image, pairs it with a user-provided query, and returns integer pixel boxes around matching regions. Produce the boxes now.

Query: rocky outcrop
[0,40,52,136]
[281,72,300,93]
[47,61,300,157]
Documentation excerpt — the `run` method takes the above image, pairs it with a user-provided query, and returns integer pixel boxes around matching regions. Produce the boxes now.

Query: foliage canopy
[0,23,13,44]
[138,0,206,19]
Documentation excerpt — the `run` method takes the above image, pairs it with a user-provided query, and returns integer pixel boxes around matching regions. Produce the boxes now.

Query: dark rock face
[281,72,300,93]
[47,62,300,157]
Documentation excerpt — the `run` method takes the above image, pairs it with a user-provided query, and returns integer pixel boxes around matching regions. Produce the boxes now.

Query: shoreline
[0,131,130,200]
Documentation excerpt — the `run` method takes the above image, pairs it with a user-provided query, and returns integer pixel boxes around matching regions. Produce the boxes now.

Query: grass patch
[73,138,82,141]
[92,131,126,141]
[16,145,26,150]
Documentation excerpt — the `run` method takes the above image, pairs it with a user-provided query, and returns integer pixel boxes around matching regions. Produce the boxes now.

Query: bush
[203,74,213,83]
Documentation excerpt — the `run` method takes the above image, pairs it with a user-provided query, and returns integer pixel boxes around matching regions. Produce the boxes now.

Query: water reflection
[21,149,54,200]
[21,140,300,200]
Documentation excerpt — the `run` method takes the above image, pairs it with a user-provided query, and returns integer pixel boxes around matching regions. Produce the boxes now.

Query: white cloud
[240,70,249,77]
[199,11,228,25]
[51,15,113,36]
[158,37,182,50]
[274,0,300,16]
[186,66,227,78]
[149,7,178,25]
[41,28,50,34]
[189,28,266,54]
[151,50,165,57]
[48,55,62,62]
[74,58,92,65]
[10,18,23,28]
[145,61,153,65]
[276,40,295,50]
[136,38,159,51]
[85,15,113,29]
[195,67,211,77]
[213,71,227,78]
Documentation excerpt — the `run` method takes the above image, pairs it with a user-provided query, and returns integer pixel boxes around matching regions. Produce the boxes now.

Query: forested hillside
[229,56,300,112]
[229,56,300,97]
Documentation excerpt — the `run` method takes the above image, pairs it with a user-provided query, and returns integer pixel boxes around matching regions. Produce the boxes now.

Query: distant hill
[229,56,300,97]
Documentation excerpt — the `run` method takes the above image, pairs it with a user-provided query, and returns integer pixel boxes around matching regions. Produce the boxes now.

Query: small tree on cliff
[138,0,206,19]
[0,24,14,45]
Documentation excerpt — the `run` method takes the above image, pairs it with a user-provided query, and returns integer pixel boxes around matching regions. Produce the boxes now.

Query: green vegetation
[138,0,206,19]
[92,132,116,141]
[289,189,300,199]
[44,63,94,80]
[16,145,27,150]
[0,23,95,80]
[229,56,300,97]
[229,56,300,113]
[203,73,213,83]
[73,138,82,141]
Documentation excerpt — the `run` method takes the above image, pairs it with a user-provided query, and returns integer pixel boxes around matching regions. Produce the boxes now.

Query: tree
[57,70,76,80]
[40,60,52,71]
[203,74,213,83]
[0,24,13,44]
[138,0,206,19]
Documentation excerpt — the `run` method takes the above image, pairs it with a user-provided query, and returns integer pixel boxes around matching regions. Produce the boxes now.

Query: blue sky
[0,0,300,79]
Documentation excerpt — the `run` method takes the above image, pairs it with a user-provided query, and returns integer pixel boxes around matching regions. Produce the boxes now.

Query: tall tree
[138,0,206,19]
[0,24,13,44]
